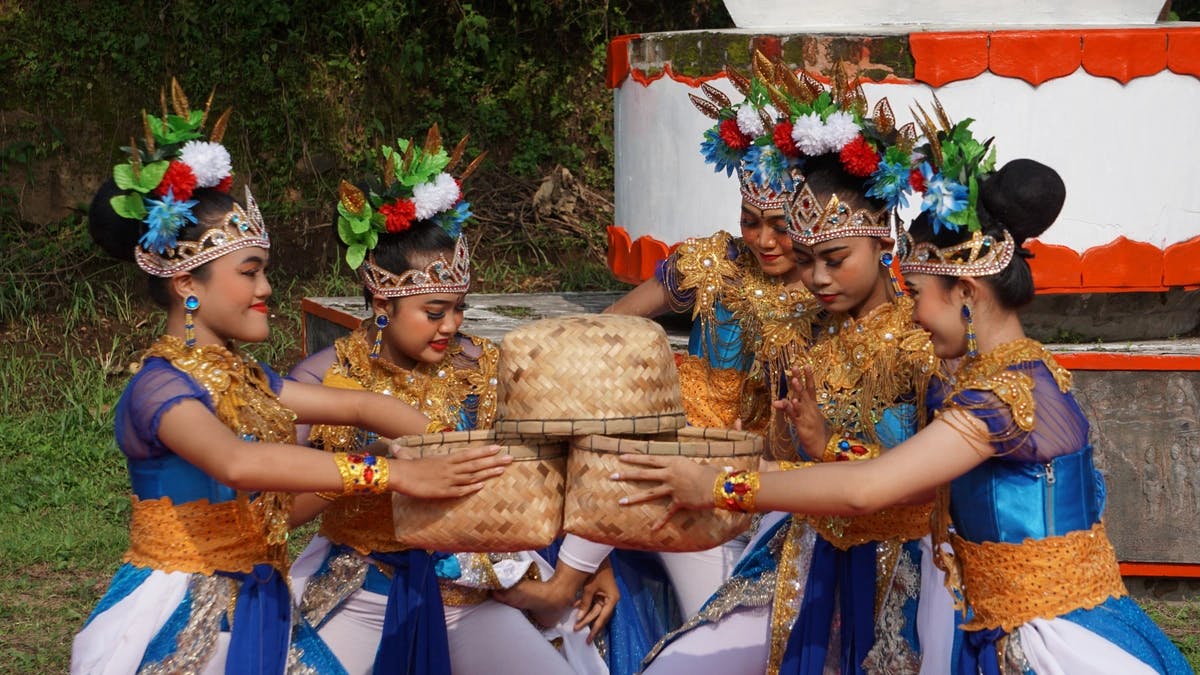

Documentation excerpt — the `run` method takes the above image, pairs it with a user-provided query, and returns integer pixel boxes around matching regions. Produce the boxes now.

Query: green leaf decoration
[336,215,357,246]
[346,244,366,270]
[371,211,387,228]
[349,214,372,234]
[138,161,169,191]
[110,193,147,220]
[112,164,137,191]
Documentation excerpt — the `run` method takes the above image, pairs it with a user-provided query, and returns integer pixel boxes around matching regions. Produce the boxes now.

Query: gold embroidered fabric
[318,494,401,555]
[807,504,932,552]
[124,495,287,574]
[139,335,297,568]
[723,265,818,403]
[666,230,741,323]
[798,298,936,452]
[676,354,757,429]
[935,338,1071,450]
[951,521,1127,632]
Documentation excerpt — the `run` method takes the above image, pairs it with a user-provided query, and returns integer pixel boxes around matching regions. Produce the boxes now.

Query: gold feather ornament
[209,108,232,144]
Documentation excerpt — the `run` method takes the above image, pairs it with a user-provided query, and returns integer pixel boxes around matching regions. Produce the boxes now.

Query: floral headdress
[896,98,1014,278]
[108,79,260,276]
[690,76,790,211]
[746,54,920,246]
[337,125,483,297]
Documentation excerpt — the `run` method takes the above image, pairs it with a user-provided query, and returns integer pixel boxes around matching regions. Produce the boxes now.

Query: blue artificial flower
[918,162,968,233]
[436,200,472,239]
[699,128,745,177]
[745,144,801,195]
[139,188,199,254]
[865,158,912,210]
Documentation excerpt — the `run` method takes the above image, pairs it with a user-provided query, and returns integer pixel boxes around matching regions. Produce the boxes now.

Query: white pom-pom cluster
[412,173,461,220]
[790,111,861,156]
[178,141,232,188]
[736,105,766,138]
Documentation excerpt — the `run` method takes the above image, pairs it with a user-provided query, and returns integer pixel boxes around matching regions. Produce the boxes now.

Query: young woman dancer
[621,60,955,674]
[73,88,509,675]
[287,134,608,675]
[616,107,1192,674]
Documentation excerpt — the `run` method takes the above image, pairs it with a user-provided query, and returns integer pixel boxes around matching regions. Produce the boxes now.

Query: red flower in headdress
[155,161,198,201]
[839,136,880,178]
[909,168,926,193]
[773,121,800,157]
[379,199,417,233]
[215,175,233,193]
[719,118,751,151]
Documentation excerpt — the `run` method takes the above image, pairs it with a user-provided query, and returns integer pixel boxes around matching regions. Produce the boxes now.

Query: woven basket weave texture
[391,430,565,552]
[494,314,686,437]
[563,428,762,552]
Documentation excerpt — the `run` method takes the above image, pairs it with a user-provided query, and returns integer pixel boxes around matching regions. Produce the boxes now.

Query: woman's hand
[388,443,511,498]
[574,559,619,643]
[772,364,830,460]
[494,562,588,628]
[612,454,721,529]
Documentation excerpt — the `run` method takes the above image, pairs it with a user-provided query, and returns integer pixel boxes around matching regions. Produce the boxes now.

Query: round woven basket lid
[494,314,686,436]
[398,429,565,460]
[571,427,763,457]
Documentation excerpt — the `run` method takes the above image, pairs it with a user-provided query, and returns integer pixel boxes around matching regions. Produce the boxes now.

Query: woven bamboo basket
[563,427,762,552]
[391,430,565,552]
[494,314,687,437]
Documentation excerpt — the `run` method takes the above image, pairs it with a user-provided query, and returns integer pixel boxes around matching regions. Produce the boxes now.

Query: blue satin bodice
[688,300,747,371]
[128,454,238,504]
[950,445,1106,544]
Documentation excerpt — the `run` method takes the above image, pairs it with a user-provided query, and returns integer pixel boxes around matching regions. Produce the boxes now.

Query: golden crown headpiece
[785,183,891,246]
[896,227,1015,278]
[738,167,789,210]
[359,236,471,299]
[135,186,269,277]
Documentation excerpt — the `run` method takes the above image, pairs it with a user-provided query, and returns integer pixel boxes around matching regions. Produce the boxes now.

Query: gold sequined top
[661,231,818,431]
[803,297,935,450]
[130,335,298,571]
[312,328,499,554]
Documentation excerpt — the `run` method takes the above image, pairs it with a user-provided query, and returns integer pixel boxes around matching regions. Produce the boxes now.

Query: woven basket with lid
[563,427,762,552]
[391,430,565,552]
[494,314,687,437]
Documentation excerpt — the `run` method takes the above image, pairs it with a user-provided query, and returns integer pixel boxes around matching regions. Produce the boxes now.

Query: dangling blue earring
[880,251,903,297]
[184,295,200,348]
[370,314,389,359]
[962,303,978,358]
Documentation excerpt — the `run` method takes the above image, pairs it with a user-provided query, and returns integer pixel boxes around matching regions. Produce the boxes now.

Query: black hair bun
[979,158,1065,245]
[88,178,144,263]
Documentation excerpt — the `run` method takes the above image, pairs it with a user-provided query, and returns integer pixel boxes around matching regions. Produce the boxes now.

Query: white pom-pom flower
[823,111,861,153]
[790,112,827,156]
[412,173,461,220]
[178,141,232,188]
[736,105,766,139]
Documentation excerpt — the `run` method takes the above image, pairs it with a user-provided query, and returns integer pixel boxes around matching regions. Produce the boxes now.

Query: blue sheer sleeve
[114,359,211,461]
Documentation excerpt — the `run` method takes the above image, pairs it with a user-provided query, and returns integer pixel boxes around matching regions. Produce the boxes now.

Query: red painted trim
[1167,27,1200,78]
[910,31,990,87]
[300,297,362,332]
[989,30,1081,85]
[606,34,639,89]
[1081,236,1164,289]
[1163,236,1200,287]
[1055,353,1200,372]
[615,27,1200,90]
[607,226,1200,293]
[1120,561,1200,578]
[1082,29,1168,84]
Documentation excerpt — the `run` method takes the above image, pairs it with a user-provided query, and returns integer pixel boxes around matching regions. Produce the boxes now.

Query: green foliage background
[1,1,730,266]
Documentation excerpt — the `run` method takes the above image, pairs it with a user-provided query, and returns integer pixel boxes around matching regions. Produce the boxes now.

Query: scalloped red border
[608,226,1200,293]
[607,27,1200,89]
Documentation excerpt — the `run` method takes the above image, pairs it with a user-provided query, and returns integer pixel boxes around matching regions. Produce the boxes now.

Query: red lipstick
[250,302,269,314]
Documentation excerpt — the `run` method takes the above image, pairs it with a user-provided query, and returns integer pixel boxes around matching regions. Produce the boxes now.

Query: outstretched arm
[158,398,509,497]
[278,380,431,438]
[615,410,992,527]
[603,277,674,317]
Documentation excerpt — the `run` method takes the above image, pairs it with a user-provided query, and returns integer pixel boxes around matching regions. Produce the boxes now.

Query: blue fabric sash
[607,550,679,675]
[959,627,1005,675]
[780,537,876,675]
[221,563,290,675]
[371,550,452,675]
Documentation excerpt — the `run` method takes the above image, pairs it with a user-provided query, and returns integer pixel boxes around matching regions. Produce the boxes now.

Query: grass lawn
[1,218,1197,672]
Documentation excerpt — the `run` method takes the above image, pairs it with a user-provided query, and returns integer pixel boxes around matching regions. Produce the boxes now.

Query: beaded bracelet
[713,468,761,513]
[334,452,390,494]
[823,434,875,462]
